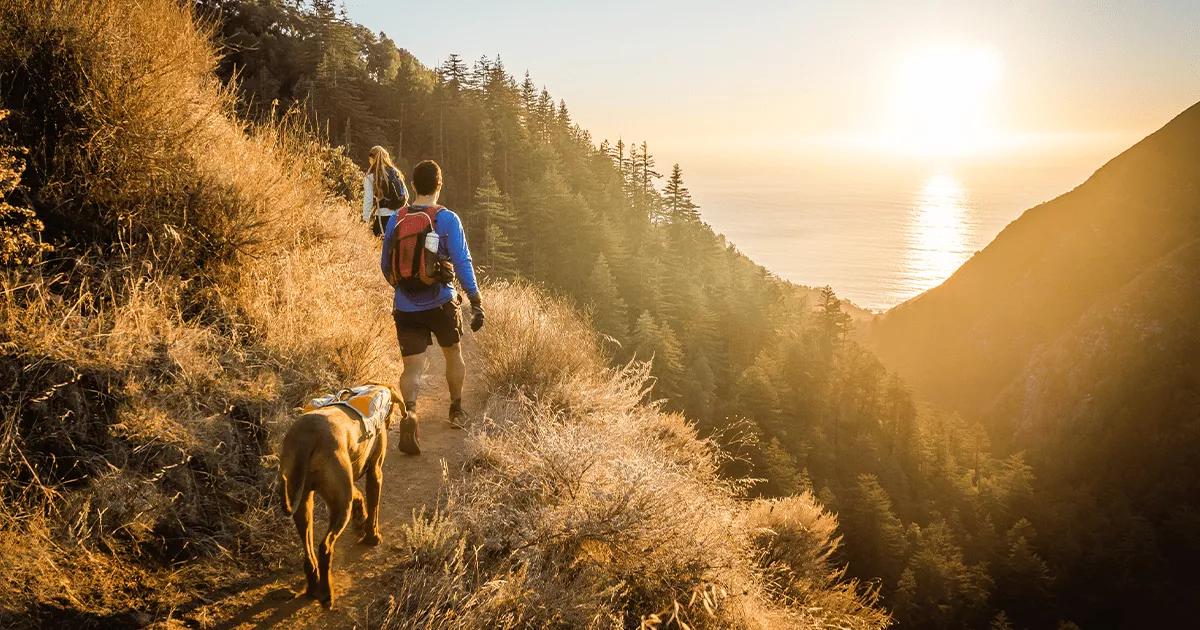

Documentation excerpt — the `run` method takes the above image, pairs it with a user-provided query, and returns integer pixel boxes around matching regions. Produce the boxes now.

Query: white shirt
[361,172,402,221]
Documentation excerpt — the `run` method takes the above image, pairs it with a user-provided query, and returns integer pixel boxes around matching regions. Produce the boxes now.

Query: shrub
[377,284,889,629]
[0,0,395,622]
[746,494,890,629]
[0,116,51,266]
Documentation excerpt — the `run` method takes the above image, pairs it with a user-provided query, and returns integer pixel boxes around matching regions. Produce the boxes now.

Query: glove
[468,295,485,332]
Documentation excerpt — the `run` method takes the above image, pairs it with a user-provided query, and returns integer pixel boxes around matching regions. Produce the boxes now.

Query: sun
[885,44,1004,157]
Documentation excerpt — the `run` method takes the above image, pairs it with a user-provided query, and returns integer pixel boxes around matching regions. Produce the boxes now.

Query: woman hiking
[362,145,409,236]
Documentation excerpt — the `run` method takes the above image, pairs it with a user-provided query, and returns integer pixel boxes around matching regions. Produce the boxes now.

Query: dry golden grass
[375,284,889,629]
[0,0,398,624]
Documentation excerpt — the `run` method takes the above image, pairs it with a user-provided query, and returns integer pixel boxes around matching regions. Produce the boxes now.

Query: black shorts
[393,301,462,356]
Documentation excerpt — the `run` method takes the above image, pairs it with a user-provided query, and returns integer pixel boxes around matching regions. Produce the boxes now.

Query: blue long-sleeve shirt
[380,205,480,312]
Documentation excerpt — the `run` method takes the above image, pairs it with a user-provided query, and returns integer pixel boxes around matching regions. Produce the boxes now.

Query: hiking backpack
[376,166,406,210]
[384,205,451,290]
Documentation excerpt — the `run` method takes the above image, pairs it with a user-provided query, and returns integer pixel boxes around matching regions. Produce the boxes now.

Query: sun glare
[905,173,971,295]
[885,44,1004,157]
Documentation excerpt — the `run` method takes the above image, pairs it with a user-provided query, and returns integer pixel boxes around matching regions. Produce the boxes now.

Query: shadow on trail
[212,587,305,630]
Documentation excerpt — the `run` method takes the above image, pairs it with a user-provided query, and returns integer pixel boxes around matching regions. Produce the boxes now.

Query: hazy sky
[343,0,1200,172]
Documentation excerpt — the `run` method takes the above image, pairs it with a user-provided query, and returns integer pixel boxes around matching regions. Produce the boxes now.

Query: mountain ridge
[870,99,1200,416]
[868,99,1200,626]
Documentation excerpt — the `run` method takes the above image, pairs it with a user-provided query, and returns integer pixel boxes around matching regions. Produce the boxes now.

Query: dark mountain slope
[869,101,1200,416]
[869,101,1200,626]
[990,238,1200,626]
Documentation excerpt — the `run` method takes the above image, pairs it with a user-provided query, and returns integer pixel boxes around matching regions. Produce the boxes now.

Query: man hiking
[380,160,484,446]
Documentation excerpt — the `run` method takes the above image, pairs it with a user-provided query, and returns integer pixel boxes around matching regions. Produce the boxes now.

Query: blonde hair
[367,145,406,194]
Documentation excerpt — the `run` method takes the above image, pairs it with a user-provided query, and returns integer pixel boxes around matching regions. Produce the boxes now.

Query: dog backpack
[385,205,449,290]
[301,384,396,442]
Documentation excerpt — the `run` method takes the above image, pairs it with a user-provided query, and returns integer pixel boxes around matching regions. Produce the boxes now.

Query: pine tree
[633,141,661,196]
[995,518,1053,624]
[514,166,592,287]
[485,223,517,279]
[817,285,852,359]
[681,352,716,421]
[472,172,517,278]
[533,88,554,141]
[584,254,628,340]
[439,53,468,91]
[839,474,909,585]
[626,141,662,222]
[555,99,568,125]
[893,568,919,624]
[990,612,1016,630]
[468,55,492,91]
[663,163,700,226]
[614,139,627,177]
[365,32,400,82]
[894,522,993,628]
[519,71,537,116]
[631,310,660,360]
[631,310,684,400]
[735,357,781,430]
[757,437,802,496]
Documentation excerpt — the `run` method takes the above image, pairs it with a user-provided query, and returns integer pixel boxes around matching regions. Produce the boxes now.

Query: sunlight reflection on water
[694,158,1097,311]
[905,173,974,296]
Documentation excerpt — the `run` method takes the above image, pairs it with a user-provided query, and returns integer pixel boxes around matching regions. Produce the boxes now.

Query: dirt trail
[186,349,480,629]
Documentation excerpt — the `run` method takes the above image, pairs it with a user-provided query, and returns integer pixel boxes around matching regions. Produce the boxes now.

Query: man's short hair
[412,160,442,196]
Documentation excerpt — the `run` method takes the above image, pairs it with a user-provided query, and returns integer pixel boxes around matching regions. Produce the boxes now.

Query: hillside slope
[869,101,1200,626]
[869,101,1200,415]
[0,0,402,624]
[985,239,1200,626]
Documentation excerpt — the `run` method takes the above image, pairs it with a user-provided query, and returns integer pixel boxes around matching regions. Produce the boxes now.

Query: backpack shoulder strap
[404,205,443,226]
[428,205,445,227]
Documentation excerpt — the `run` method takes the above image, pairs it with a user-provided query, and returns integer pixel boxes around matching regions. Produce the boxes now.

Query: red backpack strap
[405,204,443,228]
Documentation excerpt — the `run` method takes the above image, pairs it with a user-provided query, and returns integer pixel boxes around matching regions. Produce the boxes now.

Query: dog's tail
[279,445,311,515]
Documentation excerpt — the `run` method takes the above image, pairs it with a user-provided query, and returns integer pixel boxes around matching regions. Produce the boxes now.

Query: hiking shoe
[447,402,467,430]
[397,404,421,455]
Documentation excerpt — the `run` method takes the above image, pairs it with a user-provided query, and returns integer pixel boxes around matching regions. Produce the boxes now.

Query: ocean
[689,151,1115,312]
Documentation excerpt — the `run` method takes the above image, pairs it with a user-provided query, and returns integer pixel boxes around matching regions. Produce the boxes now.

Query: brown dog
[278,387,403,608]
